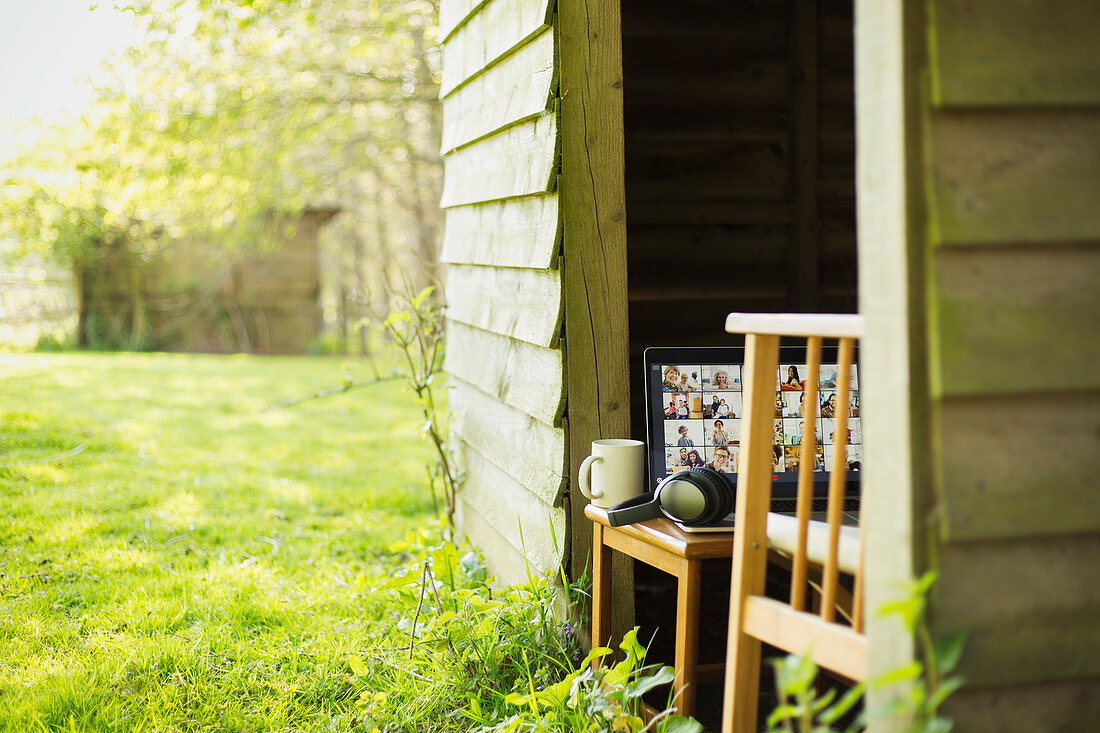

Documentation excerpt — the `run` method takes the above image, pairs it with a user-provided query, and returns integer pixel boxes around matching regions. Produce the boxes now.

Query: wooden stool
[585,504,734,717]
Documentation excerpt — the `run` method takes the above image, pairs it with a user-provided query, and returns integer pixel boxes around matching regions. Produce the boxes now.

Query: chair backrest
[721,313,866,733]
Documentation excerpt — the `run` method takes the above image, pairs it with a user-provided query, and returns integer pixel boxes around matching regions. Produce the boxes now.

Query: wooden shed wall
[438,0,566,585]
[917,1,1100,725]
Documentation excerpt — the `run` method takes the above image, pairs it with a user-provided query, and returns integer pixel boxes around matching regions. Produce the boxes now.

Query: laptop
[643,346,861,532]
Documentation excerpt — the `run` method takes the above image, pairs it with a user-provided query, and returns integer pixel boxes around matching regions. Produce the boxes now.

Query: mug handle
[578,454,604,499]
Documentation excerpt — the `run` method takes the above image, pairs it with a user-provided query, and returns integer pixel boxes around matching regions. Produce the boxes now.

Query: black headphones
[606,467,735,527]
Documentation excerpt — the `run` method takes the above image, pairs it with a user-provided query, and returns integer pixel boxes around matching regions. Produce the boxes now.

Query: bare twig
[262,374,405,411]
[408,561,430,658]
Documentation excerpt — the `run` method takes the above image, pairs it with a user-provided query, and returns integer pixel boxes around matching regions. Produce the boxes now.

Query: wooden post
[560,0,634,639]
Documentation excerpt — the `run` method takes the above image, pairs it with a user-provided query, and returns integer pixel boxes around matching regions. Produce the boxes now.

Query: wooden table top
[585,503,734,561]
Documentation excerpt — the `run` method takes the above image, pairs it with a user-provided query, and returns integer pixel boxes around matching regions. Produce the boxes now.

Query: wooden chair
[721,314,867,733]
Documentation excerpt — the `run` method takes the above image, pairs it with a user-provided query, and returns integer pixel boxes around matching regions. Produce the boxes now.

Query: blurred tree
[0,0,441,350]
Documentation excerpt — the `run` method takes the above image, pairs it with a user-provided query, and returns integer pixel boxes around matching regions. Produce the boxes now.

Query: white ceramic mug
[578,439,646,508]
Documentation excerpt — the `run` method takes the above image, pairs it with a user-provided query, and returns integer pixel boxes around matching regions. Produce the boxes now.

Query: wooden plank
[931,246,1100,395]
[439,115,558,208]
[449,378,565,505]
[561,0,633,640]
[626,201,793,227]
[931,0,1100,106]
[444,263,561,348]
[458,444,566,575]
[443,320,564,426]
[440,29,555,154]
[936,535,1100,686]
[439,0,553,97]
[620,2,787,40]
[626,225,790,266]
[742,596,867,682]
[625,139,789,203]
[438,0,490,43]
[724,313,863,339]
[938,392,1100,540]
[854,0,925,707]
[455,495,559,588]
[624,106,788,145]
[439,195,559,269]
[944,679,1100,733]
[929,110,1100,245]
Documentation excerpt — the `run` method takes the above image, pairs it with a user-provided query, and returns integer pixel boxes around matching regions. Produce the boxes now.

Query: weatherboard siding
[920,1,1100,720]
[439,0,564,586]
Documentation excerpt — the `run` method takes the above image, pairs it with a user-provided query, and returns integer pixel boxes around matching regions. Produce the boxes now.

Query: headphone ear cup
[681,467,736,524]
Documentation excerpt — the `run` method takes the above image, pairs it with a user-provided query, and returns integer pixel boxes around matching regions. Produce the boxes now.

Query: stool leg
[674,558,702,716]
[591,522,613,665]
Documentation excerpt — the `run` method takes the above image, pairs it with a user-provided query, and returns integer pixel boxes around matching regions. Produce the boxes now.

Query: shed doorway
[619,0,857,721]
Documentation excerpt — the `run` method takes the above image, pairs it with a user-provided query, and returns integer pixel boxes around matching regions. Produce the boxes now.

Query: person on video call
[687,450,704,468]
[676,425,694,447]
[676,447,690,466]
[707,446,734,474]
[662,365,681,392]
[666,400,677,419]
[712,370,730,390]
[709,394,721,417]
[783,365,804,390]
[712,419,729,446]
[821,393,839,418]
[677,400,688,419]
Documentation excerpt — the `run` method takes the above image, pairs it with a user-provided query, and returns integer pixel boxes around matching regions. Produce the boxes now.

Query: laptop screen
[643,346,861,500]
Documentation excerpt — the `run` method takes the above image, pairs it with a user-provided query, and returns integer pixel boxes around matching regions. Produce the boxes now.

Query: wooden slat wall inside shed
[621,0,857,345]
[921,0,1100,714]
[438,0,564,581]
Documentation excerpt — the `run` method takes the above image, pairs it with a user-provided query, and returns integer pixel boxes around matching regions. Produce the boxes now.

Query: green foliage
[767,571,966,733]
[767,654,864,733]
[346,526,699,733]
[1,0,442,325]
[874,571,966,733]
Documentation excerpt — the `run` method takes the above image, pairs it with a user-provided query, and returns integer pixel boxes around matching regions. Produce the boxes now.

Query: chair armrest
[766,513,860,575]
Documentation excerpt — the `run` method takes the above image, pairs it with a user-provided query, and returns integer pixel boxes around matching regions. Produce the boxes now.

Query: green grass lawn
[0,352,436,732]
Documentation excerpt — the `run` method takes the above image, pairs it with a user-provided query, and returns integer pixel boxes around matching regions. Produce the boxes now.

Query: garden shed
[74,208,336,353]
[439,0,1100,727]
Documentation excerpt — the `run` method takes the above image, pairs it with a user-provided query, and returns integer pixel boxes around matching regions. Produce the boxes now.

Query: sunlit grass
[0,352,434,731]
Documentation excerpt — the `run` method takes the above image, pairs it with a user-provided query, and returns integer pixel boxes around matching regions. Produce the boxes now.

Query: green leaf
[933,631,967,676]
[875,661,923,688]
[659,715,703,733]
[411,285,435,308]
[809,686,837,713]
[623,665,675,699]
[818,682,864,724]
[346,655,368,678]
[923,717,954,733]
[927,675,965,711]
[876,597,923,634]
[767,703,800,728]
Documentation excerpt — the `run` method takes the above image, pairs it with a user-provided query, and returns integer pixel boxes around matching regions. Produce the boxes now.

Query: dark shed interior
[619,1,857,722]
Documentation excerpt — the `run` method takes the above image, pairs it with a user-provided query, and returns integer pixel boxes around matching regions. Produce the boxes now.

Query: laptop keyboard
[770,497,861,513]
